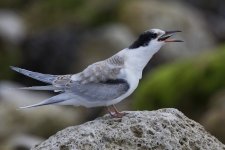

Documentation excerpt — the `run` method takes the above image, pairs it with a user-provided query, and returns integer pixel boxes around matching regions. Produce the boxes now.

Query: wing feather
[68,79,129,101]
[51,55,128,101]
[14,54,128,102]
[53,54,125,87]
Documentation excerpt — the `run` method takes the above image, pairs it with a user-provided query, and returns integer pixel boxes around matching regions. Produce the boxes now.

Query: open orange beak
[158,30,183,42]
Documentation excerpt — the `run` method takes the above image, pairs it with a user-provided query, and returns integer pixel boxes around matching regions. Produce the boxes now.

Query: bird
[11,29,183,118]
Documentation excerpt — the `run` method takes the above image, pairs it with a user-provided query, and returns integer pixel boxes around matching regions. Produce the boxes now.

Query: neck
[123,46,160,78]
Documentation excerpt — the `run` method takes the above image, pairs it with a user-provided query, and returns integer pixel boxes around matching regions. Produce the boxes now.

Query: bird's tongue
[165,39,183,42]
[158,30,183,42]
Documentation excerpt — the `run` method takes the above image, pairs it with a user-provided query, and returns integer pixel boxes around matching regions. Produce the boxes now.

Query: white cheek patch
[149,40,165,53]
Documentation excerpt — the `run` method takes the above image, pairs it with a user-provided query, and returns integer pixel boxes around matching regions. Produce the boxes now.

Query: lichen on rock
[33,108,225,150]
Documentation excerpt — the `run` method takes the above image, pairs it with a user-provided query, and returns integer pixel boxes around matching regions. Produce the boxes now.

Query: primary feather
[19,93,73,109]
[10,66,57,84]
[19,85,58,91]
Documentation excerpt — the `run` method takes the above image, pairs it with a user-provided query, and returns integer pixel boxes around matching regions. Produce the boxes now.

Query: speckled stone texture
[33,108,225,150]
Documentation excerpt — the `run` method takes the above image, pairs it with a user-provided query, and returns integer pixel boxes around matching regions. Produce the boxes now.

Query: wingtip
[16,107,27,110]
[18,106,28,109]
[19,105,34,109]
[10,66,19,71]
[18,87,29,90]
[18,86,57,91]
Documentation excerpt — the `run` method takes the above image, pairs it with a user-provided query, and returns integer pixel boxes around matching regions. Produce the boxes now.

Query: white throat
[123,44,162,79]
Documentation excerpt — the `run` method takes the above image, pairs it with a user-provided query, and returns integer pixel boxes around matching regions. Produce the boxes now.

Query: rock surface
[33,108,225,150]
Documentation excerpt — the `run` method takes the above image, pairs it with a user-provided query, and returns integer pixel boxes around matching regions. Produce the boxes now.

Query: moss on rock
[133,45,225,118]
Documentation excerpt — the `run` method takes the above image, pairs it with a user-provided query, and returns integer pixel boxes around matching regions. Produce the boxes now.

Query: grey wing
[68,79,130,101]
[48,54,129,101]
[57,56,129,101]
[53,55,125,88]
[52,74,72,87]
[19,79,130,109]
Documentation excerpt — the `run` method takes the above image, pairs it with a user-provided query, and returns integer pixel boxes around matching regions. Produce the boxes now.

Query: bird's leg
[112,105,127,117]
[107,106,116,117]
[106,105,126,118]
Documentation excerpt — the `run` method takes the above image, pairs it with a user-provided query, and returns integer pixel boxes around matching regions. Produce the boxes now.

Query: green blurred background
[0,0,225,149]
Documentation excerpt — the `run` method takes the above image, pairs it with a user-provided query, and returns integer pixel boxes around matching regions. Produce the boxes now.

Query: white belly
[105,68,140,106]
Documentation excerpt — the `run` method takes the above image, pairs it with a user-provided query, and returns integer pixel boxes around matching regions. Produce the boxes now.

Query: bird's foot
[107,105,127,118]
[113,111,127,118]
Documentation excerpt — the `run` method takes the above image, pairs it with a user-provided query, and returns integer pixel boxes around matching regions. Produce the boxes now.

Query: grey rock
[33,108,225,150]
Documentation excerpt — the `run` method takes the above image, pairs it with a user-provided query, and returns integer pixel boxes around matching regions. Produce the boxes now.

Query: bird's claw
[107,105,127,118]
[109,111,127,118]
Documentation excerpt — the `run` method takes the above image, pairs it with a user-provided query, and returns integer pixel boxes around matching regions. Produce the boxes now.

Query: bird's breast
[124,60,144,80]
[122,68,140,91]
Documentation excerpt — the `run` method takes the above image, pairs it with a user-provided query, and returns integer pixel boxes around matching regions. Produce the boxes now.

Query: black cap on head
[129,31,158,49]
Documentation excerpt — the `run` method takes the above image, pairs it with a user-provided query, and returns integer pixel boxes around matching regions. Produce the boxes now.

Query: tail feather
[19,93,72,109]
[19,85,59,91]
[10,66,57,84]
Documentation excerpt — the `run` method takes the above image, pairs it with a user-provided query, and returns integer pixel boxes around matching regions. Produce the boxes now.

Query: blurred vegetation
[0,44,21,80]
[22,0,121,30]
[0,0,122,30]
[133,45,225,119]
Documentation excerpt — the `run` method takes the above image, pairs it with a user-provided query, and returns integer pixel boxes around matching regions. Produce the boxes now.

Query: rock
[119,0,215,63]
[33,108,224,150]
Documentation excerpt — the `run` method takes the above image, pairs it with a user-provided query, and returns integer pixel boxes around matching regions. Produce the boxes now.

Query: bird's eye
[151,33,158,39]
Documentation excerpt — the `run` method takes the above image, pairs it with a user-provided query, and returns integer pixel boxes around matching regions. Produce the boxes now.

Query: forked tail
[10,66,57,84]
[19,93,72,109]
